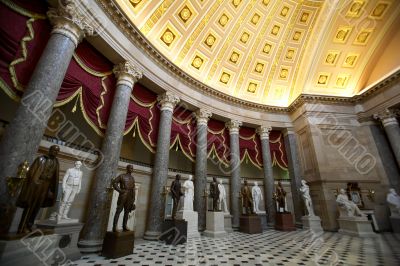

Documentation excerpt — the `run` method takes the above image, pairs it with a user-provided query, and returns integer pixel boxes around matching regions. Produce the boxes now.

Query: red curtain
[269,131,288,170]
[207,119,230,166]
[239,126,263,169]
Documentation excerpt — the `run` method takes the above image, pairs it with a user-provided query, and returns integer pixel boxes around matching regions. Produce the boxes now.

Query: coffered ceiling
[114,0,400,107]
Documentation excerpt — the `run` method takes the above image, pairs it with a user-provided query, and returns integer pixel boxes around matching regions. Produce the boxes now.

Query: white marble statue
[252,181,263,213]
[336,188,363,217]
[58,161,83,220]
[182,175,194,211]
[218,179,228,213]
[387,188,400,217]
[299,180,315,216]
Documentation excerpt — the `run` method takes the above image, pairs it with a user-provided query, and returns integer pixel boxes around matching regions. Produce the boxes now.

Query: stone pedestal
[275,213,296,231]
[224,213,233,232]
[256,211,267,230]
[390,216,400,233]
[176,210,200,238]
[239,215,262,234]
[102,231,135,259]
[36,220,83,261]
[0,231,61,266]
[301,216,323,233]
[337,217,376,237]
[204,212,227,238]
[160,219,187,245]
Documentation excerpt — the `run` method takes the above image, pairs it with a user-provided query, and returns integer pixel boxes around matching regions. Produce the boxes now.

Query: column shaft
[78,81,135,252]
[283,131,303,226]
[383,121,400,168]
[260,138,275,225]
[194,123,208,231]
[229,132,241,229]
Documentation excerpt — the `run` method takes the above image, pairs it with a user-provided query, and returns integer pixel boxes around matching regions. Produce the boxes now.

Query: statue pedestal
[160,219,187,245]
[337,216,376,237]
[0,231,61,266]
[36,220,83,261]
[239,215,262,234]
[275,213,295,231]
[224,213,233,232]
[256,211,267,230]
[204,212,227,237]
[390,216,400,233]
[301,216,323,233]
[176,210,200,238]
[102,231,134,259]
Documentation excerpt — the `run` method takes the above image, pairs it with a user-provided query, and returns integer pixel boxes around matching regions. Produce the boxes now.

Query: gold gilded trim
[72,54,113,77]
[1,0,46,19]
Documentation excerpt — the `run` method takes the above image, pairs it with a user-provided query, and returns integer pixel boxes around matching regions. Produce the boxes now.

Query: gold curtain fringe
[1,0,46,19]
[72,54,112,77]
[130,95,156,108]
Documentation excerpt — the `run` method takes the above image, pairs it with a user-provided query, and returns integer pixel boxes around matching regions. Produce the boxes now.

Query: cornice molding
[94,0,400,114]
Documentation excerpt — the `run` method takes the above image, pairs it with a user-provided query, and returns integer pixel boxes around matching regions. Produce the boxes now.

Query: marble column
[226,120,242,230]
[257,126,275,226]
[78,62,142,253]
[194,109,212,231]
[374,109,400,168]
[0,1,93,234]
[283,129,303,227]
[144,92,180,240]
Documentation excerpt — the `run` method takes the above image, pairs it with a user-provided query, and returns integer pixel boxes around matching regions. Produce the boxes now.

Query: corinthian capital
[225,120,242,135]
[113,62,142,88]
[256,126,272,140]
[47,0,95,47]
[157,92,180,112]
[373,109,399,127]
[194,109,212,126]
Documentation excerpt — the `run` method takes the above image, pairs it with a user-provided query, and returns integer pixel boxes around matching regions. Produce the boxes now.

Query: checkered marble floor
[74,230,400,266]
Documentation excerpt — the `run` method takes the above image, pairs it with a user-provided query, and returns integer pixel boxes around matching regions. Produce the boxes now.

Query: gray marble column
[374,109,400,168]
[194,109,212,231]
[283,129,303,227]
[144,92,180,240]
[257,126,275,226]
[226,120,242,230]
[0,2,93,234]
[78,62,142,253]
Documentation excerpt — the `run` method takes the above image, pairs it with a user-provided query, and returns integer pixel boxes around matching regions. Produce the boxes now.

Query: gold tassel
[132,123,136,138]
[246,157,248,164]
[71,95,79,113]
[175,143,179,151]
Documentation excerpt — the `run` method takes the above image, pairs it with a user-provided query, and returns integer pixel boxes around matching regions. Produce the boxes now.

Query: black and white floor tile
[75,230,400,266]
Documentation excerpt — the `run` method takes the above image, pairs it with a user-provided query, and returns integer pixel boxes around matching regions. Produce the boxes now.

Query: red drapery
[0,1,289,170]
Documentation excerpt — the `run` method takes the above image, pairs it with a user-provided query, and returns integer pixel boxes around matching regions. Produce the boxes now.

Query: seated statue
[387,188,400,217]
[336,188,363,218]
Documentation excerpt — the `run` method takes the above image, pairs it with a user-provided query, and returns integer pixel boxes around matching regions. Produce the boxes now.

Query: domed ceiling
[114,0,400,107]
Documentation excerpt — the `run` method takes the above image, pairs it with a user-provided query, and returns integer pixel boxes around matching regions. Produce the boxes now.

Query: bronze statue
[170,174,183,220]
[16,145,60,233]
[241,180,254,215]
[275,181,287,213]
[112,165,136,232]
[210,177,220,211]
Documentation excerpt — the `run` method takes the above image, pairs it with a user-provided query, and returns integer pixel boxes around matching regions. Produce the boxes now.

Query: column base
[77,239,103,254]
[143,230,161,241]
[102,231,135,259]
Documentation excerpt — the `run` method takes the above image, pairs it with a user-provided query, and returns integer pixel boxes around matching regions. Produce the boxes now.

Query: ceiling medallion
[254,62,264,73]
[271,25,280,36]
[280,6,289,18]
[160,28,176,47]
[353,29,373,45]
[292,31,302,41]
[333,26,352,43]
[220,72,231,84]
[324,51,340,66]
[335,74,350,88]
[279,68,289,80]
[251,13,261,25]
[204,34,216,48]
[232,0,242,8]
[179,5,193,23]
[299,12,310,23]
[262,0,270,7]
[240,32,250,44]
[191,56,204,70]
[219,14,229,27]
[129,0,142,8]
[370,2,389,19]
[285,49,295,60]
[317,73,330,86]
[346,0,365,18]
[230,51,240,64]
[263,43,272,54]
[343,53,359,68]
[247,82,257,93]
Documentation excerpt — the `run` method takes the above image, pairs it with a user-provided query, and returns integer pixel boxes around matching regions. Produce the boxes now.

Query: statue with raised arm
[210,177,220,211]
[218,179,228,213]
[182,175,194,211]
[58,161,82,220]
[387,188,400,217]
[170,174,183,220]
[300,180,315,216]
[16,145,60,233]
[252,181,263,213]
[336,188,363,217]
[112,165,136,232]
[241,180,254,215]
